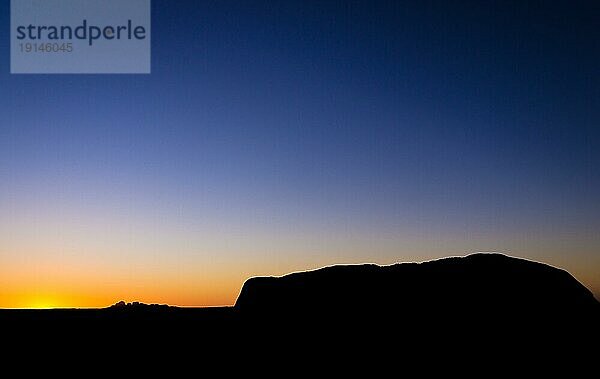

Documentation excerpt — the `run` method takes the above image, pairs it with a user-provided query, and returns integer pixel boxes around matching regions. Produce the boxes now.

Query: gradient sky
[1,0,599,308]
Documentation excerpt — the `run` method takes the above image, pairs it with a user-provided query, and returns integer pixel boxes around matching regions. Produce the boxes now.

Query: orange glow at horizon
[0,257,248,309]
[2,225,599,309]
[0,278,241,309]
[0,273,243,309]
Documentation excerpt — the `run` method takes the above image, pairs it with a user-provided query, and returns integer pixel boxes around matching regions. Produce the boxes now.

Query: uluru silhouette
[235,253,598,333]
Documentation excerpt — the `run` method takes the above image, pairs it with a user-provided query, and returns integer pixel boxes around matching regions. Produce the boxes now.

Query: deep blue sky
[1,1,599,306]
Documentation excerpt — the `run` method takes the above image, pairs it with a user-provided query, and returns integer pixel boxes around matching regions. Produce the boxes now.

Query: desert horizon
[2,252,598,309]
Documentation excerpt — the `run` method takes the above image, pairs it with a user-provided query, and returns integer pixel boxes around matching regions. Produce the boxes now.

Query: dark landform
[2,254,598,352]
[236,253,599,324]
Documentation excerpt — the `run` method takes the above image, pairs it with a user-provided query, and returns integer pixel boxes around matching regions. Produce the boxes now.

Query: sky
[0,0,599,308]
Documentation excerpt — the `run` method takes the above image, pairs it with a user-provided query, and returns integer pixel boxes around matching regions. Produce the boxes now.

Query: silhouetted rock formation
[235,253,599,331]
[108,301,170,310]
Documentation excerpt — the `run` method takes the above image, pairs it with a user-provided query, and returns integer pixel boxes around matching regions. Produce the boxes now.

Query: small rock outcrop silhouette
[235,253,599,330]
[109,301,170,310]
